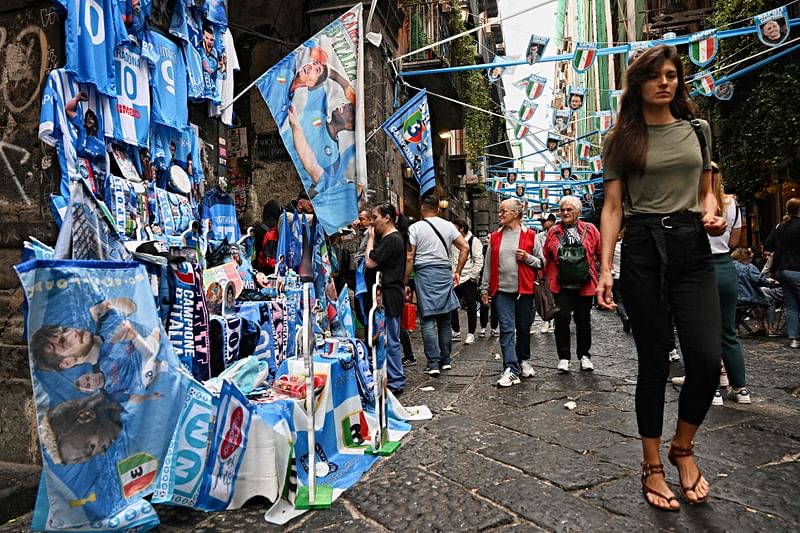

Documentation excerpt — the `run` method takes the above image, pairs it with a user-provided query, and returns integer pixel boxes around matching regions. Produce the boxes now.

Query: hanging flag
[587,182,596,194]
[589,155,603,173]
[486,55,521,83]
[627,40,653,66]
[491,179,502,192]
[382,88,435,197]
[525,35,549,65]
[714,80,734,101]
[546,133,560,152]
[256,3,364,235]
[532,167,545,182]
[517,100,538,122]
[595,111,614,133]
[514,124,530,139]
[755,7,790,47]
[572,42,597,73]
[609,89,623,114]
[693,70,715,96]
[567,86,587,112]
[577,141,591,160]
[514,74,547,100]
[559,164,573,180]
[688,29,718,68]
[553,109,570,132]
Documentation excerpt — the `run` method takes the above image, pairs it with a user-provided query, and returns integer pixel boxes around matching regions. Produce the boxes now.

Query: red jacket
[488,226,537,296]
[543,221,601,296]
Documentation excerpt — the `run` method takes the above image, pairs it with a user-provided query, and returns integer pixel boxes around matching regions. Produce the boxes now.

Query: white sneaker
[727,387,751,404]
[790,339,800,349]
[497,367,521,387]
[479,328,486,338]
[668,349,680,362]
[540,321,551,334]
[580,356,594,371]
[557,359,570,373]
[671,376,685,386]
[520,360,536,378]
[464,333,475,345]
[712,389,724,406]
[719,364,729,387]
[490,328,500,337]
[451,330,461,341]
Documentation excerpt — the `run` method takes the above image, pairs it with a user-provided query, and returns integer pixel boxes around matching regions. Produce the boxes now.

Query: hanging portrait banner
[525,35,550,65]
[566,86,587,112]
[552,109,571,132]
[714,80,734,101]
[755,7,790,47]
[626,40,653,66]
[256,4,363,235]
[688,29,718,68]
[572,42,597,73]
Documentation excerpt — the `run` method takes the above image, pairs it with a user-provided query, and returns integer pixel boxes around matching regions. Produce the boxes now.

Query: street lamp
[438,198,449,210]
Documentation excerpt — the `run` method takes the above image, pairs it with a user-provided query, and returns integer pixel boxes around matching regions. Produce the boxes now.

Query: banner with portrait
[755,7,790,47]
[256,4,364,235]
[525,35,549,65]
[566,86,586,112]
[16,260,189,529]
[626,40,653,66]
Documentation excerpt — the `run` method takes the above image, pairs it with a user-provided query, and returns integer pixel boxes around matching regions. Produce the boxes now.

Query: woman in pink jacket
[543,195,601,373]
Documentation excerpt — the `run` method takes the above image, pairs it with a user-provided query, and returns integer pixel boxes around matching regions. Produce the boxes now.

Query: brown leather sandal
[641,461,680,511]
[668,441,709,504]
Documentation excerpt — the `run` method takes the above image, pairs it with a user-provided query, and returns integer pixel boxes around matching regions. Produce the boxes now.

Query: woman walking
[764,197,800,349]
[543,196,601,372]
[480,198,543,387]
[365,204,408,395]
[706,164,750,404]
[596,45,727,511]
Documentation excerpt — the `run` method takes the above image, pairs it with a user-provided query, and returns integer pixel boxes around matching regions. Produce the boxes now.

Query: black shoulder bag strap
[689,118,707,153]
[423,219,449,256]
[467,235,475,261]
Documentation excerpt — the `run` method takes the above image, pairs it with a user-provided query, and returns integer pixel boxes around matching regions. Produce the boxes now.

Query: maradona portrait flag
[256,4,365,235]
[382,89,435,197]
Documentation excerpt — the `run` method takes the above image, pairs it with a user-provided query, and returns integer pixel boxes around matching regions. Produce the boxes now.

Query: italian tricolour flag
[518,101,537,122]
[572,43,597,73]
[689,31,717,67]
[532,167,545,181]
[694,71,715,96]
[589,156,603,173]
[118,453,158,499]
[577,142,591,160]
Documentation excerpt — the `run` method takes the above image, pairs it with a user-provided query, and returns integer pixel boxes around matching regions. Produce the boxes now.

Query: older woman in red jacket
[543,195,602,372]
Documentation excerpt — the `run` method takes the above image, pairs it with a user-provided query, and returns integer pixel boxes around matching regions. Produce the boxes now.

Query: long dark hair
[604,45,698,178]
[374,203,409,241]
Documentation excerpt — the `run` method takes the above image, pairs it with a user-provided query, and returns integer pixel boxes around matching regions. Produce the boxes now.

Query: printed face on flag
[688,30,717,68]
[693,70,715,96]
[488,64,505,82]
[714,81,734,101]
[506,169,518,184]
[560,165,572,180]
[756,8,790,47]
[567,86,586,111]
[553,109,570,132]
[572,42,598,73]
[256,4,363,235]
[546,134,559,152]
[526,35,549,65]
[626,41,653,66]
[515,183,526,198]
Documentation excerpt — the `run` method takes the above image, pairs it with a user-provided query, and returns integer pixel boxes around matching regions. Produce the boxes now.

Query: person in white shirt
[450,219,484,344]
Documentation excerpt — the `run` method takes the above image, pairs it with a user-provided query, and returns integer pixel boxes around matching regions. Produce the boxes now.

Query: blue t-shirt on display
[169,2,209,100]
[142,30,189,131]
[63,0,128,97]
[202,188,240,242]
[39,68,108,199]
[103,44,151,147]
[204,0,227,30]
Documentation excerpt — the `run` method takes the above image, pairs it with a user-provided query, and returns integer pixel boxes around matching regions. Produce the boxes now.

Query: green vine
[697,0,800,203]
[447,0,492,170]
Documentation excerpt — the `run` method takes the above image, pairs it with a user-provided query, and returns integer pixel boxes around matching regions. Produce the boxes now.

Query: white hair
[559,195,582,212]
[501,198,524,217]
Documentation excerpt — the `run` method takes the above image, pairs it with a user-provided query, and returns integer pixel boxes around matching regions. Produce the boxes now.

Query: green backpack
[557,225,590,284]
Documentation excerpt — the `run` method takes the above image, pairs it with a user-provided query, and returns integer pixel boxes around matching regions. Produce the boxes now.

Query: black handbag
[535,279,560,321]
[557,225,590,284]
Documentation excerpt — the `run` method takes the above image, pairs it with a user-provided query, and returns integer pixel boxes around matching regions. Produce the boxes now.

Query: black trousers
[452,280,478,334]
[553,288,593,360]
[400,328,414,359]
[622,214,721,438]
[480,299,498,330]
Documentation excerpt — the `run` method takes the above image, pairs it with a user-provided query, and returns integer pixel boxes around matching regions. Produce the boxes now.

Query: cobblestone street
[4,308,799,532]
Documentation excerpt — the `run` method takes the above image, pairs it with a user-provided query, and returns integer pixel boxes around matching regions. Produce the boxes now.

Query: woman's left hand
[703,214,727,236]
[515,248,528,262]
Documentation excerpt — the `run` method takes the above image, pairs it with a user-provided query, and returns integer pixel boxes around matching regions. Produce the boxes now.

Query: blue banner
[381,89,435,197]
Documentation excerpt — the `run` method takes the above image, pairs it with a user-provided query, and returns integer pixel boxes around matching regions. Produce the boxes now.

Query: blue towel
[414,263,459,317]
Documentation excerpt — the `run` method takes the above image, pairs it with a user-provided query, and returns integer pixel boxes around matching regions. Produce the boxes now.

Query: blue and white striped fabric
[103,44,151,147]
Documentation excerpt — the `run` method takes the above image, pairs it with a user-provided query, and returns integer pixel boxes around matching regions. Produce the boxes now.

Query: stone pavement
[3,309,800,532]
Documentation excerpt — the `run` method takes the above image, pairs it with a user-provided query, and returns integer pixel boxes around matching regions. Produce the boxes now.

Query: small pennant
[688,30,717,68]
[572,42,598,73]
[693,70,715,96]
[755,7,790,47]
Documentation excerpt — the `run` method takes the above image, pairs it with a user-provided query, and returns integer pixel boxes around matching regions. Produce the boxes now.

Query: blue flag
[381,89,436,197]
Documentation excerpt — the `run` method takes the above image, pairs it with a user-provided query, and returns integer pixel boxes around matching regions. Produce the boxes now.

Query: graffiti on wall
[0,3,63,241]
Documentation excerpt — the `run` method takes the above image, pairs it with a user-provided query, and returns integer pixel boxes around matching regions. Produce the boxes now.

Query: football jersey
[170,2,206,99]
[103,44,151,147]
[63,0,128,96]
[202,187,240,242]
[39,68,108,199]
[204,0,227,30]
[150,124,191,170]
[142,30,189,131]
[209,28,239,126]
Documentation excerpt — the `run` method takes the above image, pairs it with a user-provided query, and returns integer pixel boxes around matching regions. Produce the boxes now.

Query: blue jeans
[493,292,534,376]
[385,315,406,391]
[777,270,800,339]
[420,312,452,370]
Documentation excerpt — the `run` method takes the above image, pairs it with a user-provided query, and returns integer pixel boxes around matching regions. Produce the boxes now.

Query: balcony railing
[400,1,451,64]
